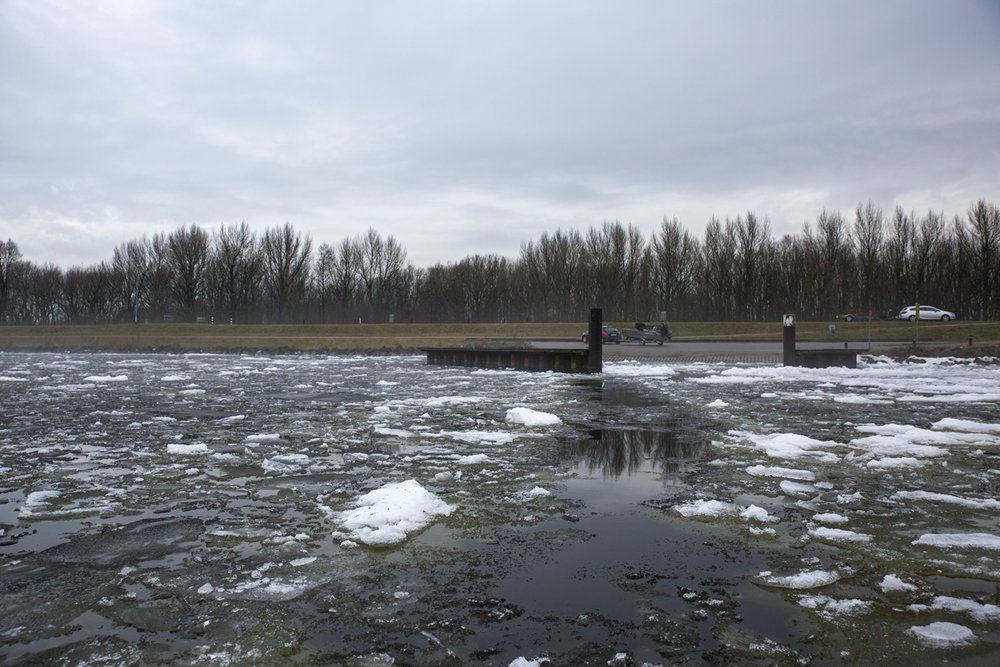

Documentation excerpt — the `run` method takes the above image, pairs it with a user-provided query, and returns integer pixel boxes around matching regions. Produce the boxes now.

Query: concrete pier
[783,314,859,368]
[424,307,604,374]
[424,345,592,373]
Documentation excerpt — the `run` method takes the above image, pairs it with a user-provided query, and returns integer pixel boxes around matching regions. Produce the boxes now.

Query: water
[0,352,998,664]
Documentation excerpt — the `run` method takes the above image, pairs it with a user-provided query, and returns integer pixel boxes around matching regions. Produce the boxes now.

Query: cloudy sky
[2,0,999,268]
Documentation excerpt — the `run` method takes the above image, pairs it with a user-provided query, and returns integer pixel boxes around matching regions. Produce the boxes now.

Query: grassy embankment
[0,320,997,354]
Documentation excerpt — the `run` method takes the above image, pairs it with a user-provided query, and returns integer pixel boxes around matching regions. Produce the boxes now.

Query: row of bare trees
[1,200,998,325]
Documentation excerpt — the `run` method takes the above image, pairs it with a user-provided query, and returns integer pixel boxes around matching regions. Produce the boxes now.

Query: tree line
[1,199,998,325]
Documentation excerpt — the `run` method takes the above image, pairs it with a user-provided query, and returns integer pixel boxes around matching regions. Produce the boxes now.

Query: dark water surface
[1,352,998,664]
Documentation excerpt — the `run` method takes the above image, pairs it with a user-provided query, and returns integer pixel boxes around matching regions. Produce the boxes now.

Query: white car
[898,305,955,321]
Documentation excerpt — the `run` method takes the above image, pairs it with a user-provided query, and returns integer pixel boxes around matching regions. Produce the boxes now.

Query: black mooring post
[782,314,796,366]
[588,307,603,373]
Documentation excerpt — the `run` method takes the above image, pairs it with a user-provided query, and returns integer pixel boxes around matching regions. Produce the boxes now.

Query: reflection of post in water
[578,428,703,478]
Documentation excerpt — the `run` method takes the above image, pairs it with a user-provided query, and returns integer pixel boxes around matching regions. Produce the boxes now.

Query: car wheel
[908,315,915,321]
[845,315,854,322]
[657,340,664,346]
[615,340,620,344]
[941,315,950,321]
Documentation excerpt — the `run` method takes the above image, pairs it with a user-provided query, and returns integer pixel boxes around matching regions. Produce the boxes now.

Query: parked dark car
[621,328,664,345]
[836,311,894,322]
[581,326,621,344]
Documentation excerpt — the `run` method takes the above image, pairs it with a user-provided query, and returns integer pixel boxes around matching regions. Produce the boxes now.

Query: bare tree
[167,225,211,321]
[853,201,885,313]
[210,222,261,323]
[112,238,151,323]
[3,198,999,325]
[650,217,699,320]
[967,199,1000,320]
[262,223,312,322]
[0,239,24,324]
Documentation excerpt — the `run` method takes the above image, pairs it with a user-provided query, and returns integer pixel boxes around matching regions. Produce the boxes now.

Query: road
[530,339,901,363]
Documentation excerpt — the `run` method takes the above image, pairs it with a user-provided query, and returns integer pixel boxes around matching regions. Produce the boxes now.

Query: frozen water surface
[1,352,999,663]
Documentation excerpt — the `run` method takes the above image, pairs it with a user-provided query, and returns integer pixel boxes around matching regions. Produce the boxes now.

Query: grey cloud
[1,0,999,266]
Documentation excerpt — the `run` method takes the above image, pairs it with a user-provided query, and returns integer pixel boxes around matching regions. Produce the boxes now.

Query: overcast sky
[2,0,999,268]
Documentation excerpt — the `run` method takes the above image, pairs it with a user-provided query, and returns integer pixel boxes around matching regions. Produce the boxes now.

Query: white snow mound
[879,574,916,593]
[674,499,736,518]
[337,479,454,546]
[505,407,561,426]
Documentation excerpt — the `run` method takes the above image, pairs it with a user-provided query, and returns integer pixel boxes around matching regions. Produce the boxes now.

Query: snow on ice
[505,407,561,426]
[906,622,975,648]
[912,533,1000,550]
[336,479,454,546]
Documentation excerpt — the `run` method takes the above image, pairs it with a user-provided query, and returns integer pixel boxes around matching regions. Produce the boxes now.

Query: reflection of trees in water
[578,429,704,478]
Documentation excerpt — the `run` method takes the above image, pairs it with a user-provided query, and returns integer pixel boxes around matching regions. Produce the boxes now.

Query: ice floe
[674,499,736,518]
[733,431,840,461]
[906,621,975,648]
[809,527,872,543]
[745,465,815,481]
[246,433,282,443]
[879,574,916,593]
[756,569,840,589]
[912,533,1000,550]
[505,407,561,426]
[930,595,1000,622]
[932,418,1000,435]
[603,361,675,377]
[892,490,1000,511]
[166,443,210,455]
[83,374,128,383]
[336,479,454,546]
[456,454,490,465]
[19,490,60,518]
[797,595,871,618]
[779,479,816,497]
[739,505,776,523]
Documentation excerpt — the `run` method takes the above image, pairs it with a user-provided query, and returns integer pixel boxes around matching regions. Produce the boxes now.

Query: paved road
[530,339,900,363]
